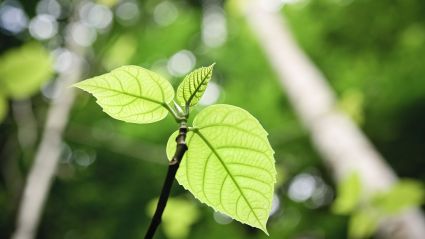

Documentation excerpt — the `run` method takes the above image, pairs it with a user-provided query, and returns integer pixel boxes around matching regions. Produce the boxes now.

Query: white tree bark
[242,1,425,238]
[12,30,85,239]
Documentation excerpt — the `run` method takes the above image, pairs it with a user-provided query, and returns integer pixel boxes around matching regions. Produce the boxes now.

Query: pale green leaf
[332,172,362,215]
[74,65,174,124]
[0,95,7,123]
[167,104,276,234]
[176,64,215,107]
[147,197,200,239]
[0,42,53,99]
[372,179,424,214]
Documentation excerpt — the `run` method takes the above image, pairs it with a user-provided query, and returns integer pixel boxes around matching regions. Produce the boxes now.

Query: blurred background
[0,0,424,238]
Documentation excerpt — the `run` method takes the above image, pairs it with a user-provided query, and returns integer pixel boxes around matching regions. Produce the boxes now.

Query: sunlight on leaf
[167,104,276,234]
[332,172,362,214]
[147,197,200,239]
[176,64,215,107]
[74,65,174,124]
[0,42,53,99]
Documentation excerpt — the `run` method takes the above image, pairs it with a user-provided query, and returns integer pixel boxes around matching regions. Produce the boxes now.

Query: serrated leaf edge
[178,63,215,107]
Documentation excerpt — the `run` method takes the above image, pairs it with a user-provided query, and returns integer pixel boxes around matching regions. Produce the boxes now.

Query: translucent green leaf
[176,64,215,107]
[74,65,174,124]
[0,95,7,123]
[332,172,362,215]
[0,42,53,99]
[167,104,276,234]
[372,179,424,215]
[147,197,200,239]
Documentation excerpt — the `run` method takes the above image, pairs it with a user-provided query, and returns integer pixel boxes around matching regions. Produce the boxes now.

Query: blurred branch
[12,11,86,239]
[11,100,38,157]
[242,1,425,238]
[12,64,83,239]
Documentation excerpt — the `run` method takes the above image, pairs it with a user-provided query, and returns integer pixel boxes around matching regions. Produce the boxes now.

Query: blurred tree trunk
[242,1,425,238]
[11,14,86,239]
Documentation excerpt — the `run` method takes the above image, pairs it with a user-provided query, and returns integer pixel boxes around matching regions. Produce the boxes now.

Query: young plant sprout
[73,64,277,238]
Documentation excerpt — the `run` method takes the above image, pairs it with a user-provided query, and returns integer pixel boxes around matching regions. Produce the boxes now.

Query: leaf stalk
[164,103,185,122]
[144,121,188,239]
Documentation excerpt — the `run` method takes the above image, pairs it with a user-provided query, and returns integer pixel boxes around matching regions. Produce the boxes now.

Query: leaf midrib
[84,84,166,106]
[186,67,212,106]
[193,129,266,231]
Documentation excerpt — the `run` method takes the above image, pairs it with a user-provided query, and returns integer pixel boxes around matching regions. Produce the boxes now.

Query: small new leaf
[74,65,174,124]
[176,64,215,108]
[166,104,276,234]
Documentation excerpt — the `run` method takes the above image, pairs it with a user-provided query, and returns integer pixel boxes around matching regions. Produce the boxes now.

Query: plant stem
[144,122,188,239]
[164,103,185,122]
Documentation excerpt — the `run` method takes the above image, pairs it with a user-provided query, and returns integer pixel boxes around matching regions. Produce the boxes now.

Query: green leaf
[0,95,7,123]
[372,179,424,215]
[0,42,53,99]
[332,172,362,215]
[167,104,276,234]
[147,197,200,239]
[176,64,215,107]
[74,65,174,124]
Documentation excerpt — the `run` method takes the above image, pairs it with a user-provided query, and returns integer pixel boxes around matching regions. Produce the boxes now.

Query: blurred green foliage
[348,209,379,239]
[372,180,425,215]
[332,172,362,215]
[147,197,200,239]
[0,42,52,122]
[0,42,52,100]
[103,34,137,71]
[0,95,6,122]
[332,175,424,238]
[284,0,425,180]
[0,0,424,238]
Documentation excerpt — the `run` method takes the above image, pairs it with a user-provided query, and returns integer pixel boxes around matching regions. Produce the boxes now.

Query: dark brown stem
[144,123,188,239]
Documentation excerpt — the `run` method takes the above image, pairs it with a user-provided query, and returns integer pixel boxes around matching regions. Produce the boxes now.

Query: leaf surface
[176,64,214,107]
[167,104,276,234]
[74,65,174,124]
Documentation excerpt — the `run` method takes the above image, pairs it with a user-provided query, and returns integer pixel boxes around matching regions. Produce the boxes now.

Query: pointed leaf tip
[166,104,276,235]
[73,65,174,124]
[176,64,216,107]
